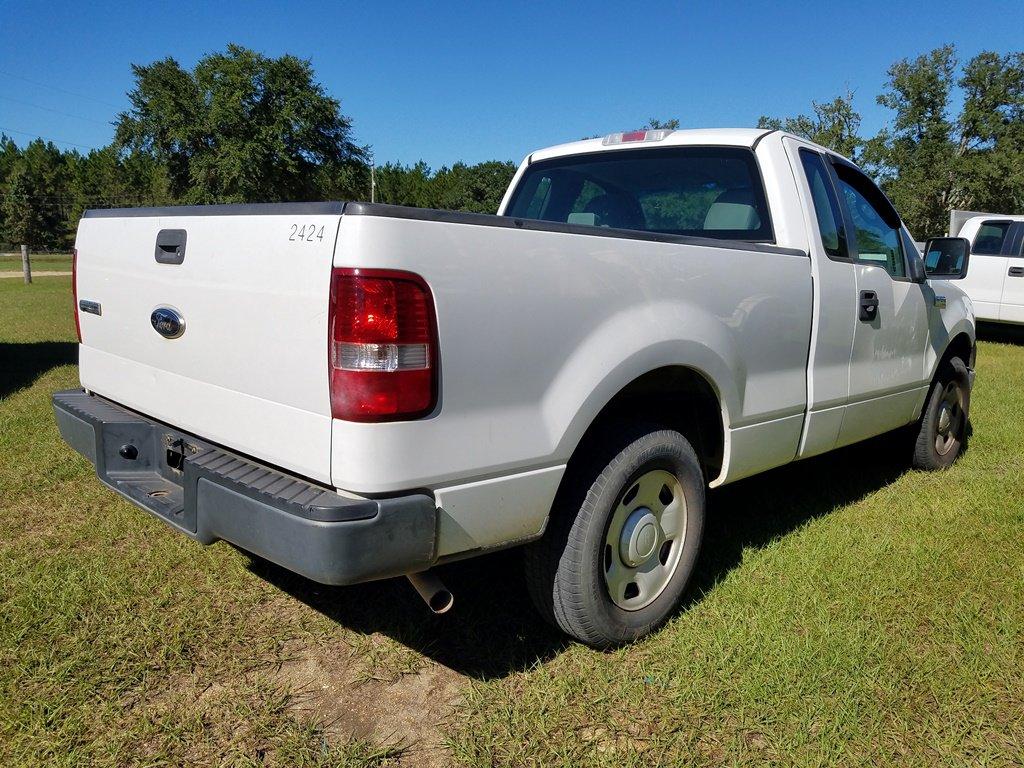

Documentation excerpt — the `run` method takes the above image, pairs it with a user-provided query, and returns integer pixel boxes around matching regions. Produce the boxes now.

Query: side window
[973,221,1011,255]
[798,149,847,259]
[834,165,907,279]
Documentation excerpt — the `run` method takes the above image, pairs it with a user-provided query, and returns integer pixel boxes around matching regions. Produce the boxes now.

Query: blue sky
[1,0,1023,169]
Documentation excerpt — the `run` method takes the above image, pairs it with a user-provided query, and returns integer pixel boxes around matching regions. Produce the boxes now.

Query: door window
[973,221,1012,255]
[798,149,848,259]
[834,164,907,279]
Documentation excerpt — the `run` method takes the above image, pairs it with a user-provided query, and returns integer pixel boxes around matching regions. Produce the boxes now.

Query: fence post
[21,244,32,285]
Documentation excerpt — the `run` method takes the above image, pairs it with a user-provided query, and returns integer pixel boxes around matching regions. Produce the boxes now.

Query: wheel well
[937,332,975,379]
[575,366,725,481]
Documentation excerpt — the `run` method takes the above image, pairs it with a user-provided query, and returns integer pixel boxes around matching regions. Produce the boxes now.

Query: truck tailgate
[75,205,342,484]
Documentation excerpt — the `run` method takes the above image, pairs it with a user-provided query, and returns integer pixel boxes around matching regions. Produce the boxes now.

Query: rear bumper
[52,389,438,585]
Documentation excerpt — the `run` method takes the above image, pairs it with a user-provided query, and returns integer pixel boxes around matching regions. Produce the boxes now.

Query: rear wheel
[524,425,705,648]
[912,356,970,470]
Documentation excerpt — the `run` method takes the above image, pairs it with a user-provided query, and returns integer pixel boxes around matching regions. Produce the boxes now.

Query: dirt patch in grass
[277,636,464,767]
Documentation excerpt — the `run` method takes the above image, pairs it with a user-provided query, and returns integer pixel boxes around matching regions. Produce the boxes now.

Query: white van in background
[949,210,1024,324]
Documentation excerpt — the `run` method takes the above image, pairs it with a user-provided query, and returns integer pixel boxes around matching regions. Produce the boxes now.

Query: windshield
[505,146,774,242]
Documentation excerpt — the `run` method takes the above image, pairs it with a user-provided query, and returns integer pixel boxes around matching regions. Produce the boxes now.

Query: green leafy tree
[431,161,517,213]
[375,161,434,207]
[372,160,516,213]
[642,118,681,130]
[861,46,961,236]
[65,147,173,230]
[0,135,22,241]
[956,51,1024,214]
[115,44,367,203]
[863,46,1024,236]
[1,140,69,249]
[0,135,20,185]
[1,163,49,250]
[758,90,863,159]
[770,47,1024,236]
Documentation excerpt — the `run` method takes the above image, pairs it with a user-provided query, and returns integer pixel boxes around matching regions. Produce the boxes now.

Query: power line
[0,94,114,126]
[0,125,98,151]
[0,69,124,110]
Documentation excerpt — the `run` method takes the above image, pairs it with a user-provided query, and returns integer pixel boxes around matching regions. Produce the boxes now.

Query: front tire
[524,426,705,648]
[912,356,970,470]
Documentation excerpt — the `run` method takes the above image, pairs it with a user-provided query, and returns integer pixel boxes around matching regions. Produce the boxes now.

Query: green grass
[0,278,406,767]
[2,277,1023,766]
[0,252,73,272]
[446,343,1024,766]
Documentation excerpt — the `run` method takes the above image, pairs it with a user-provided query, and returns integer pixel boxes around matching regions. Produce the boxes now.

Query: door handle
[1009,267,1024,277]
[859,290,879,321]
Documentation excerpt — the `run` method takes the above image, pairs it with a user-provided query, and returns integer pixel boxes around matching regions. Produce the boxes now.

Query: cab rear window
[506,147,774,242]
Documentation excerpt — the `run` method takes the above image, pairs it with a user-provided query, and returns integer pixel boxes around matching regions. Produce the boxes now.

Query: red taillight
[329,268,437,421]
[72,248,82,342]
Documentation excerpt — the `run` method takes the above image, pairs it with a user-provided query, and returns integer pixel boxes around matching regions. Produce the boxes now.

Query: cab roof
[528,128,774,164]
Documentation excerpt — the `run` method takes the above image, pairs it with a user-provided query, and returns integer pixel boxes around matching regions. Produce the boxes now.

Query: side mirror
[923,237,970,280]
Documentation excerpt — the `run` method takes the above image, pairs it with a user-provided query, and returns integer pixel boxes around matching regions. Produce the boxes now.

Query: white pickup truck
[54,129,976,647]
[948,211,1024,324]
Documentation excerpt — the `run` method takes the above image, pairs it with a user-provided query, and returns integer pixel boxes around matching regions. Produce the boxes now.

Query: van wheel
[524,425,705,648]
[912,356,970,471]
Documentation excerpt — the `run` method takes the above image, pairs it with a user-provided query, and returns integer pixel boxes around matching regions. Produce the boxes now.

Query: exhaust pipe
[407,570,453,614]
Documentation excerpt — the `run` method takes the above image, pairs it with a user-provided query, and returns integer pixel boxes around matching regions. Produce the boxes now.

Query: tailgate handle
[155,229,187,265]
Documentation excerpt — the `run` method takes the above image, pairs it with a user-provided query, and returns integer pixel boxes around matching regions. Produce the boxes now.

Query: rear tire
[912,356,970,471]
[524,425,705,648]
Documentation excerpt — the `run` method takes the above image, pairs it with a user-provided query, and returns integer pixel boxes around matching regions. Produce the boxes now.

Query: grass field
[0,251,73,272]
[2,277,1023,766]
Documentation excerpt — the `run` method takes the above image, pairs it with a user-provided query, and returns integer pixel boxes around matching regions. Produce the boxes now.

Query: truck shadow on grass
[251,428,936,680]
[0,342,77,399]
[977,321,1024,345]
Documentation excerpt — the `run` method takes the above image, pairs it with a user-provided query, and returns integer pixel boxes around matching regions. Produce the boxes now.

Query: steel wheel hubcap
[935,381,964,456]
[619,508,661,566]
[603,469,686,611]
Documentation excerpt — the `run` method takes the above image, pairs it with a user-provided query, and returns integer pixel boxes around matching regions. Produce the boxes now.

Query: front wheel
[524,426,705,648]
[912,356,970,470]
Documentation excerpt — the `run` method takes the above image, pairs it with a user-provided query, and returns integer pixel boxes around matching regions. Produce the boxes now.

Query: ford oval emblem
[151,307,185,339]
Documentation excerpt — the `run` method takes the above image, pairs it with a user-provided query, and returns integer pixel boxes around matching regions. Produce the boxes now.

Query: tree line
[759,46,1024,238]
[0,45,515,251]
[2,43,1022,251]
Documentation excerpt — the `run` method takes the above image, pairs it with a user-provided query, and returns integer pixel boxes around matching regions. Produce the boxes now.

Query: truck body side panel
[331,213,814,514]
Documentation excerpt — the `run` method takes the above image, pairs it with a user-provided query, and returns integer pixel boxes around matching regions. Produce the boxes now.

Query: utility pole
[21,244,32,285]
[370,161,376,203]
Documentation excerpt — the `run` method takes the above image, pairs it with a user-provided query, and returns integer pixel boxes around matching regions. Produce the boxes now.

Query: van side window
[973,221,1011,255]
[833,164,907,279]
[798,149,847,259]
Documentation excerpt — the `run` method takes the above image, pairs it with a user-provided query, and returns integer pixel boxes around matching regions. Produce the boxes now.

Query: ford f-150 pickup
[948,210,1024,324]
[53,128,976,647]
